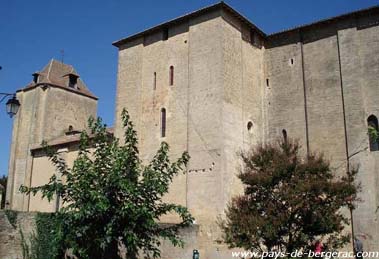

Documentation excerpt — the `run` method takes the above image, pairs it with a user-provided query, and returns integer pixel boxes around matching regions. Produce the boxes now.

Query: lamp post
[0,93,20,118]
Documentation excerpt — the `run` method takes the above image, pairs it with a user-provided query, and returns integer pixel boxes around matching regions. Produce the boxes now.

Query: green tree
[368,125,378,141]
[220,139,359,255]
[21,109,193,259]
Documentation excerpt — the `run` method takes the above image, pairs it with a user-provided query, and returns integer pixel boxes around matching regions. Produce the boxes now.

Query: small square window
[68,74,78,89]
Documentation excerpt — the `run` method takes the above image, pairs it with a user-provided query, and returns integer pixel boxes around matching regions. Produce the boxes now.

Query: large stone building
[5,59,98,212]
[6,2,379,258]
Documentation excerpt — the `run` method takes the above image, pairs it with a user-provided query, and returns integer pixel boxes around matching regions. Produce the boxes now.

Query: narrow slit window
[282,129,288,143]
[161,108,166,137]
[169,66,174,86]
[368,115,379,151]
[153,72,157,90]
[247,121,253,133]
[266,78,270,87]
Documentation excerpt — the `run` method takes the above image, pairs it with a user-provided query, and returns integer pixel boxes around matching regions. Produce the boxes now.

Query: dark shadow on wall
[118,8,222,49]
[266,8,379,48]
[143,21,189,47]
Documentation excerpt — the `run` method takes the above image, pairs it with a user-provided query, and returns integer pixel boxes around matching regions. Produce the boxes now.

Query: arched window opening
[65,125,75,136]
[169,66,174,86]
[161,108,166,138]
[368,115,379,151]
[153,72,157,90]
[282,129,288,143]
[247,121,253,133]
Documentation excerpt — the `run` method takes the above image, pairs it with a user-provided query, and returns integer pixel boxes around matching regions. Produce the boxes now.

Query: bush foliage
[220,139,359,254]
[21,109,193,259]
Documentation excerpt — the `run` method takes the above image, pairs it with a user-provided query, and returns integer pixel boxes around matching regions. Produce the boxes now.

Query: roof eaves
[112,2,224,47]
[112,1,266,48]
[31,127,114,152]
[62,72,80,77]
[17,82,98,100]
[30,138,81,152]
[269,5,379,37]
[221,3,266,37]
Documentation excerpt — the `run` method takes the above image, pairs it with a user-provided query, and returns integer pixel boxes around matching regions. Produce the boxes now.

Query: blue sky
[0,0,378,177]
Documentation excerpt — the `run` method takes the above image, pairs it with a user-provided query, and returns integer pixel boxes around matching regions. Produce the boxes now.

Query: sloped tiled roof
[30,127,114,152]
[18,59,97,100]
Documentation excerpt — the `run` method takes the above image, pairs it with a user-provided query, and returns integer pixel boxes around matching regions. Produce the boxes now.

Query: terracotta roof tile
[18,59,98,100]
[30,127,114,151]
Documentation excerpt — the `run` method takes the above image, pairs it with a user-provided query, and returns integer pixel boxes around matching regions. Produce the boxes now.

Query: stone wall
[5,4,377,259]
[0,211,201,259]
[6,85,97,212]
[0,211,36,259]
[265,11,379,252]
[114,8,262,258]
[114,6,379,257]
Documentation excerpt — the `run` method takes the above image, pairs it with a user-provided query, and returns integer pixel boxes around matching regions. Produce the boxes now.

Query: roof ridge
[18,59,98,100]
[113,2,379,46]
[46,59,53,83]
[269,4,379,36]
[113,1,265,47]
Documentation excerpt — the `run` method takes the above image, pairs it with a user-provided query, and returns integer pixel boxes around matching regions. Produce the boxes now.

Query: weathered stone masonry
[5,2,379,259]
[112,3,379,257]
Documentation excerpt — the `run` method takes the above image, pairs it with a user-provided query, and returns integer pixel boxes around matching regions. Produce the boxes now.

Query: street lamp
[6,95,20,118]
[1,93,20,118]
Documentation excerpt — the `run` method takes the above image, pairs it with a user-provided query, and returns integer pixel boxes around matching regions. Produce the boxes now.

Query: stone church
[5,2,379,258]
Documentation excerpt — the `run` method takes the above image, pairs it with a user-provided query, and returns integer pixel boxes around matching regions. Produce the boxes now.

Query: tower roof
[112,1,379,48]
[112,1,265,48]
[18,59,98,100]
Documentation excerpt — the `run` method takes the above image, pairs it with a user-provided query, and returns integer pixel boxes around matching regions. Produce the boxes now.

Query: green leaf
[20,108,193,259]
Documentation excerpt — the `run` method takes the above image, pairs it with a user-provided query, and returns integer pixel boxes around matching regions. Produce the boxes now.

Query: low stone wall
[0,211,202,259]
[159,224,199,259]
[0,211,37,259]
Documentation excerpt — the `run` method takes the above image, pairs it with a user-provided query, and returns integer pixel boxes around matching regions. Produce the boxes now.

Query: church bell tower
[6,59,98,211]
